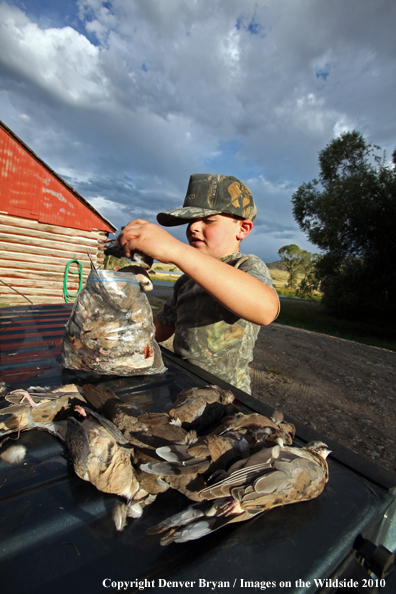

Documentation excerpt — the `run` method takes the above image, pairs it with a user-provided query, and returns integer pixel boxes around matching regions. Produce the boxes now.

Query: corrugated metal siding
[0,213,107,306]
[0,121,117,306]
[0,122,115,233]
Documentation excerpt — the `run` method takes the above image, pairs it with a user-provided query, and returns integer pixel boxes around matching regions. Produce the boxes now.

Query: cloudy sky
[1,0,395,262]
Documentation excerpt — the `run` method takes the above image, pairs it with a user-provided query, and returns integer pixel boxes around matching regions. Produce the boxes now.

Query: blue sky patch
[236,14,264,36]
[316,69,330,81]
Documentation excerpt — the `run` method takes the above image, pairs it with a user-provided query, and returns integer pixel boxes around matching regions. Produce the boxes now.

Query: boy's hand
[117,219,183,263]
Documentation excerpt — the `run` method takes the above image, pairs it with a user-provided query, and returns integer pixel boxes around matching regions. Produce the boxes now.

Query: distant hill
[265,261,287,271]
[265,260,303,288]
[152,263,182,273]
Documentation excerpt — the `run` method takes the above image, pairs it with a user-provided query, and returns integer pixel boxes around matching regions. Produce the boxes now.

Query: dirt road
[250,324,396,474]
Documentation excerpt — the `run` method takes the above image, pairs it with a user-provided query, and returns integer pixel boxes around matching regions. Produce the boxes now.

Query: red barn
[0,120,117,306]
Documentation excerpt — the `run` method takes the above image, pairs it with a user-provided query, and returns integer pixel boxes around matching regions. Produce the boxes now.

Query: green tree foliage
[296,251,321,298]
[299,250,321,283]
[292,130,396,318]
[278,244,320,295]
[278,244,304,288]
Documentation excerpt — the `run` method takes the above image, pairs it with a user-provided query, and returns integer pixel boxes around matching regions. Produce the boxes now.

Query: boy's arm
[173,246,279,325]
[119,220,279,326]
[153,314,175,342]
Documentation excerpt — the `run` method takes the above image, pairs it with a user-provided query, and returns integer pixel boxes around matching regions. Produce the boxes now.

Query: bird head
[305,441,332,459]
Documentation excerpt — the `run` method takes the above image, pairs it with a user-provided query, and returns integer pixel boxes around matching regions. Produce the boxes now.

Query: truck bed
[1,304,395,594]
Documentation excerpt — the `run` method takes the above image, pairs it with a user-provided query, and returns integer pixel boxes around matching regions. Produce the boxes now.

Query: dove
[116,265,153,292]
[81,384,195,450]
[66,408,141,503]
[103,239,154,271]
[169,385,236,427]
[140,431,250,502]
[66,406,170,521]
[212,410,296,448]
[141,431,251,478]
[0,384,86,441]
[137,385,236,430]
[146,441,331,545]
[141,409,295,482]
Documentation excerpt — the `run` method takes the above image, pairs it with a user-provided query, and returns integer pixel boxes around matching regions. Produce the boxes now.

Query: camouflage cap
[157,174,257,227]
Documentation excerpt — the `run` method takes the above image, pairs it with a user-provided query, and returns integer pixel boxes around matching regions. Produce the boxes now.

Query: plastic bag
[62,269,166,376]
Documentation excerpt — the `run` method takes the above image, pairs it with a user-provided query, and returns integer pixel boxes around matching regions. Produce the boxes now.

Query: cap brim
[157,207,222,227]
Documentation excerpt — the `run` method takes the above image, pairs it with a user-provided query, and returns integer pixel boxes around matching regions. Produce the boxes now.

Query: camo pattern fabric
[157,174,257,226]
[156,252,279,394]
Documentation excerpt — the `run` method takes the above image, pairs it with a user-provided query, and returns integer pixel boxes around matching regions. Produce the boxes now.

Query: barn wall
[0,123,115,234]
[0,213,106,306]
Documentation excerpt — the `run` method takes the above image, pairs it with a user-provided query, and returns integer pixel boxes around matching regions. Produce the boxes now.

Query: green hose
[63,259,83,303]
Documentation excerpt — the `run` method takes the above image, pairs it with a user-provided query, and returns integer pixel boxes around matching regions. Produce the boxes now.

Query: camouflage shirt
[157,251,279,394]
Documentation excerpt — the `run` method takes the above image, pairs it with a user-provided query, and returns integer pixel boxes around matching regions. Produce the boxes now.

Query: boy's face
[186,214,250,259]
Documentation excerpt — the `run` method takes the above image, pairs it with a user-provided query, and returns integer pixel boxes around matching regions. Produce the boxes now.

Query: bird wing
[0,404,33,434]
[82,384,119,410]
[66,416,139,500]
[169,386,235,426]
[78,406,130,445]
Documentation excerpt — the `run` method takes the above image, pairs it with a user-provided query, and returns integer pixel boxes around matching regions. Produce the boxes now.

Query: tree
[299,250,321,283]
[278,244,304,288]
[278,244,321,296]
[292,130,396,318]
[296,251,321,297]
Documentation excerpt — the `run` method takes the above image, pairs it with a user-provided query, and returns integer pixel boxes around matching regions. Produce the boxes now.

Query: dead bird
[212,410,296,448]
[82,384,194,450]
[141,431,252,479]
[66,406,167,521]
[103,239,154,271]
[140,409,295,480]
[2,384,82,406]
[170,385,236,427]
[61,265,166,376]
[138,385,236,430]
[0,384,87,441]
[146,441,331,545]
[66,408,140,502]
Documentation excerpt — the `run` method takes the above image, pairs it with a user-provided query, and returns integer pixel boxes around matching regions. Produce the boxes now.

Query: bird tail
[146,498,244,545]
[140,456,210,476]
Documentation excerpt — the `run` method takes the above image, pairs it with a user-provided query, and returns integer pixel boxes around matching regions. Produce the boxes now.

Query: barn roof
[0,120,117,234]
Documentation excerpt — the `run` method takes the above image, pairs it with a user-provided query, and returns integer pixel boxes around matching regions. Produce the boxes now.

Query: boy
[118,173,279,393]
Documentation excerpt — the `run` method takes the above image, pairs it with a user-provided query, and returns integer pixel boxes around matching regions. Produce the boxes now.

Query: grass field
[277,298,396,352]
[265,261,305,290]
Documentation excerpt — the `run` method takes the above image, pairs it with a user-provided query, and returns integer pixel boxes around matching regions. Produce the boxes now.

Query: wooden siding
[0,214,106,306]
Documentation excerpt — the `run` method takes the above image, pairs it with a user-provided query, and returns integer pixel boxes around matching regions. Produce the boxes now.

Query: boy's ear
[236,219,253,241]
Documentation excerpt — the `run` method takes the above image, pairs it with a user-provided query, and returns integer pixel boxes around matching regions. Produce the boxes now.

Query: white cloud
[0,0,395,261]
[0,4,109,106]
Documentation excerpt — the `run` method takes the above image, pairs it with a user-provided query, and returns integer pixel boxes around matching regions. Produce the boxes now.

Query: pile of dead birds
[61,267,165,376]
[0,382,330,545]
